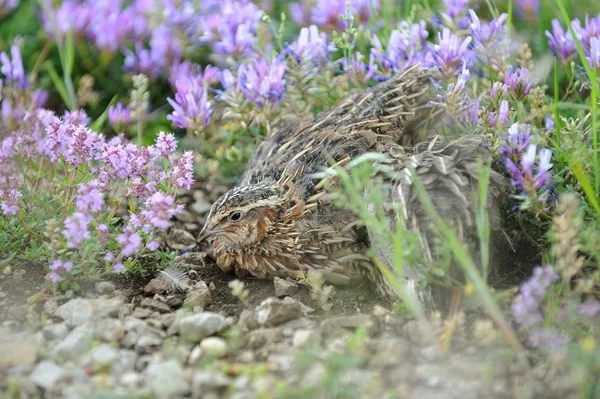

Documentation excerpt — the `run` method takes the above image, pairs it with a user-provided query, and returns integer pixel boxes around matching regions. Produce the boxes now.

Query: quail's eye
[229,212,242,221]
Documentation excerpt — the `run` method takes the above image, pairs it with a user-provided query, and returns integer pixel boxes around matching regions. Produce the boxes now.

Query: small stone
[167,228,197,250]
[273,277,300,297]
[90,344,120,366]
[43,300,58,316]
[199,337,228,358]
[192,198,212,215]
[43,323,69,341]
[283,296,314,314]
[178,312,228,343]
[188,345,203,365]
[144,279,168,295]
[255,298,303,327]
[242,328,284,349]
[0,334,40,367]
[140,298,171,313]
[95,281,116,294]
[191,371,231,398]
[145,359,190,398]
[55,298,122,327]
[111,350,137,376]
[135,334,162,351]
[158,313,176,329]
[96,318,125,342]
[175,209,197,223]
[12,269,26,281]
[30,360,66,390]
[52,326,94,361]
[321,303,334,311]
[293,329,319,348]
[165,295,183,308]
[132,307,153,319]
[26,312,42,329]
[184,281,212,309]
[209,282,216,291]
[120,371,142,386]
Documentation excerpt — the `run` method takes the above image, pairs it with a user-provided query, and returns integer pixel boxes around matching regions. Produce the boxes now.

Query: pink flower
[117,226,142,257]
[48,259,73,282]
[63,212,92,248]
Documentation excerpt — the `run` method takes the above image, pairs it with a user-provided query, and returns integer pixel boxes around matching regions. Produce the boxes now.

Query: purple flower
[500,123,533,157]
[76,180,104,214]
[63,212,92,248]
[515,0,540,18]
[0,0,20,16]
[112,262,125,273]
[578,297,600,317]
[0,189,21,215]
[168,62,221,91]
[344,51,378,84]
[168,151,194,190]
[65,125,106,167]
[504,67,537,100]
[431,28,472,73]
[287,25,336,66]
[371,21,429,74]
[48,259,73,283]
[118,226,142,257]
[97,224,110,243]
[444,0,469,19]
[545,19,577,62]
[512,265,559,328]
[310,0,379,30]
[0,45,27,89]
[528,328,569,351]
[490,100,510,127]
[167,78,213,130]
[588,36,600,70]
[108,103,131,133]
[136,191,182,232]
[237,56,287,107]
[505,143,553,193]
[147,240,160,251]
[469,10,509,46]
[151,132,178,159]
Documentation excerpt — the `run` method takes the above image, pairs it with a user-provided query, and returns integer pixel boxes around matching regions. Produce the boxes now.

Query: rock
[61,384,92,399]
[185,281,212,309]
[96,318,125,342]
[178,312,228,343]
[111,350,137,376]
[144,278,168,295]
[26,311,42,329]
[192,198,212,215]
[179,251,208,268]
[199,337,228,358]
[188,345,203,365]
[167,228,197,250]
[95,281,116,294]
[90,344,120,366]
[238,309,258,330]
[175,209,197,223]
[43,323,69,341]
[242,328,284,349]
[43,300,58,316]
[191,371,231,398]
[30,360,66,390]
[158,313,176,329]
[132,307,153,319]
[166,295,184,308]
[55,298,122,327]
[273,277,299,297]
[7,304,27,321]
[145,359,190,398]
[293,329,320,348]
[12,268,26,281]
[283,296,314,314]
[140,298,171,313]
[255,298,303,327]
[135,334,162,351]
[120,371,142,387]
[52,325,94,361]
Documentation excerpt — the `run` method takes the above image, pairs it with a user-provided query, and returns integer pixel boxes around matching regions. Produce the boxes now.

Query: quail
[197,63,509,301]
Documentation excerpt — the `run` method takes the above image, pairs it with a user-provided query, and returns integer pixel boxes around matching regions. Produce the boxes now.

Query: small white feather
[157,266,191,292]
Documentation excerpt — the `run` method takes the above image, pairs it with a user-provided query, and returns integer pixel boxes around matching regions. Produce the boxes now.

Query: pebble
[255,297,303,327]
[293,329,319,348]
[143,279,168,295]
[95,281,116,294]
[191,371,231,398]
[52,325,94,361]
[96,318,125,342]
[184,281,212,309]
[55,298,122,327]
[30,360,66,390]
[145,359,190,398]
[135,334,163,351]
[43,323,69,341]
[199,337,228,358]
[132,307,153,319]
[178,312,228,343]
[140,298,171,313]
[167,228,197,250]
[90,344,120,366]
[273,277,300,297]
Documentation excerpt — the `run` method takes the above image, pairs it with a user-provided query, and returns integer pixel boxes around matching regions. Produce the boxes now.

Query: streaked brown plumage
[198,63,509,300]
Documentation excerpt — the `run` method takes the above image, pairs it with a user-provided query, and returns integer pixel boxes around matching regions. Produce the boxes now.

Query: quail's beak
[197,221,222,243]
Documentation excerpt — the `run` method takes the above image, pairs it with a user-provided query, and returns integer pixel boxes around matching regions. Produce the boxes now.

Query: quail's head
[197,184,284,252]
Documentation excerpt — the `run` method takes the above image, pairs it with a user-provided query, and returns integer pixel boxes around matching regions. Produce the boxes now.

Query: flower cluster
[290,0,379,30]
[546,14,600,67]
[430,64,479,127]
[511,266,566,350]
[232,56,287,108]
[499,123,553,207]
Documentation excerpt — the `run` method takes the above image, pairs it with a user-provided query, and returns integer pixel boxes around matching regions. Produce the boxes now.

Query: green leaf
[45,61,70,107]
[64,29,75,78]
